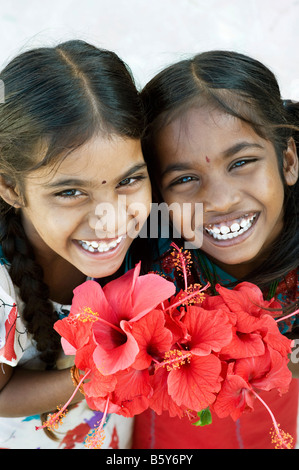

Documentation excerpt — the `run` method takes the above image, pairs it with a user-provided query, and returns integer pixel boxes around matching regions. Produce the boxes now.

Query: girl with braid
[0,40,151,448]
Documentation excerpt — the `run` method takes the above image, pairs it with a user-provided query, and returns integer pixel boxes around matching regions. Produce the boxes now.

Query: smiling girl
[133,51,299,449]
[0,40,151,449]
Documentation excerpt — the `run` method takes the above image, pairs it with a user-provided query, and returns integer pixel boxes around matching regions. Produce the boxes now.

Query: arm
[0,362,83,417]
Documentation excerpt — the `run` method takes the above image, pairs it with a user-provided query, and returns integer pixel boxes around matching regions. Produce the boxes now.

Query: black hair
[0,39,146,366]
[141,50,299,290]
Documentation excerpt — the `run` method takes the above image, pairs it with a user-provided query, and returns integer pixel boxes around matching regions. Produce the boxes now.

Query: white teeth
[79,236,123,253]
[205,214,257,241]
[220,226,230,235]
[230,223,240,232]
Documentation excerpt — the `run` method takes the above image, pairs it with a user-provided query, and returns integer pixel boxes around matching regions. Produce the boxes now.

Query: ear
[283,138,299,186]
[0,175,23,208]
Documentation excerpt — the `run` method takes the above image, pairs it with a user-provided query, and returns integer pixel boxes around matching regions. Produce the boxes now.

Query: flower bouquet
[36,244,298,449]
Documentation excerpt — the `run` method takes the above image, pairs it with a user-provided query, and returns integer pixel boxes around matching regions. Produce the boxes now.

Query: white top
[0,262,133,449]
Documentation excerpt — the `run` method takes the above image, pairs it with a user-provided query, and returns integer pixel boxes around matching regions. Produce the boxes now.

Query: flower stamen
[275,308,299,324]
[251,389,293,449]
[85,396,110,449]
[76,307,124,335]
[76,307,100,323]
[156,349,192,371]
[35,369,91,432]
[170,242,192,291]
[164,283,210,313]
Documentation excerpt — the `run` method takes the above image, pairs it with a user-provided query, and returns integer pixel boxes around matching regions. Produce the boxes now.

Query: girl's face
[19,134,151,279]
[156,107,298,279]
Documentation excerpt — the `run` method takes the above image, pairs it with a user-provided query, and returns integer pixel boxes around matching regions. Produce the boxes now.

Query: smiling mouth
[204,213,258,241]
[78,236,124,253]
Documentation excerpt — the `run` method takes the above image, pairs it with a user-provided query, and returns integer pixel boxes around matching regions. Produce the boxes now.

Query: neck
[37,254,86,305]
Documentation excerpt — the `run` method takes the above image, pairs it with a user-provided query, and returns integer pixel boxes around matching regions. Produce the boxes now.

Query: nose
[203,178,241,213]
[88,196,128,238]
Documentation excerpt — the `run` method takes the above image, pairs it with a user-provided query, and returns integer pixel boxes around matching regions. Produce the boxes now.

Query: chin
[85,261,125,280]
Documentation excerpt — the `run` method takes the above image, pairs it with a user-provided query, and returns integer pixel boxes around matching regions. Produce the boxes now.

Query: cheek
[126,188,152,237]
[168,202,201,243]
[37,209,80,246]
[255,173,285,217]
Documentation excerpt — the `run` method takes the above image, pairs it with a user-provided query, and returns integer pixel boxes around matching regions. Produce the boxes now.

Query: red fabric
[132,378,298,449]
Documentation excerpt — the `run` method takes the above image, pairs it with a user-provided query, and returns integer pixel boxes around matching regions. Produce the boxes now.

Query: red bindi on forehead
[101,180,107,184]
[205,156,210,163]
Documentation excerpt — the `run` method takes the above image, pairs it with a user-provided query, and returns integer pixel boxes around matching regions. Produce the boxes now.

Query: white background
[0,0,298,98]
[0,0,298,448]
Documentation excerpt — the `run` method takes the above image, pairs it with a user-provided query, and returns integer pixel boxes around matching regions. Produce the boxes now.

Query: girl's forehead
[27,135,145,186]
[156,107,261,158]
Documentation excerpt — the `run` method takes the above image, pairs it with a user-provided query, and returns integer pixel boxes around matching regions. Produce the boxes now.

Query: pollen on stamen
[85,425,106,449]
[179,284,206,306]
[170,248,192,277]
[270,424,294,449]
[159,349,192,371]
[76,307,99,323]
[35,406,67,431]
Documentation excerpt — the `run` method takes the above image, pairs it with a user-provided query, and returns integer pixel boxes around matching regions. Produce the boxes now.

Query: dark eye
[118,177,135,186]
[230,158,258,170]
[55,189,83,198]
[117,175,146,188]
[171,175,198,186]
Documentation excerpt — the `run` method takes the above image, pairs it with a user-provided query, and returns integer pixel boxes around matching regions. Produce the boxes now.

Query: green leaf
[192,407,212,427]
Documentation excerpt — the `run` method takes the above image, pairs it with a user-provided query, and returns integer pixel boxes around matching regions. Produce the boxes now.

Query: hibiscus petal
[102,263,141,319]
[216,282,281,319]
[61,337,77,355]
[101,263,175,323]
[216,282,265,316]
[92,322,139,375]
[149,367,187,418]
[168,354,222,411]
[220,330,265,360]
[234,352,271,383]
[54,317,93,351]
[74,344,117,397]
[70,280,118,324]
[260,318,293,356]
[131,273,176,321]
[130,309,173,369]
[250,348,293,393]
[183,306,232,355]
[110,368,152,417]
[212,373,253,421]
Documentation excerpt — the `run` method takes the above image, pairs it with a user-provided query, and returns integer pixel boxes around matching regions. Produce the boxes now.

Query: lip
[203,212,260,247]
[74,235,127,258]
[204,211,257,227]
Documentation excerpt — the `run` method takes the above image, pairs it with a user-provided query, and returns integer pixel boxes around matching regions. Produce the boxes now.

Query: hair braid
[0,203,61,367]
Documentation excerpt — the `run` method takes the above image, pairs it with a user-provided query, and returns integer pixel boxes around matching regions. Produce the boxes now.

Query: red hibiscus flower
[167,352,222,411]
[213,346,292,421]
[180,305,232,356]
[129,309,173,370]
[39,245,297,450]
[64,262,175,375]
[87,367,153,418]
[149,366,188,418]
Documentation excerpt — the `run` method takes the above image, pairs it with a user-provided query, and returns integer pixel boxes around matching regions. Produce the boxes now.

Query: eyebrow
[222,141,264,158]
[118,163,148,181]
[161,141,264,177]
[161,163,194,178]
[44,163,148,189]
